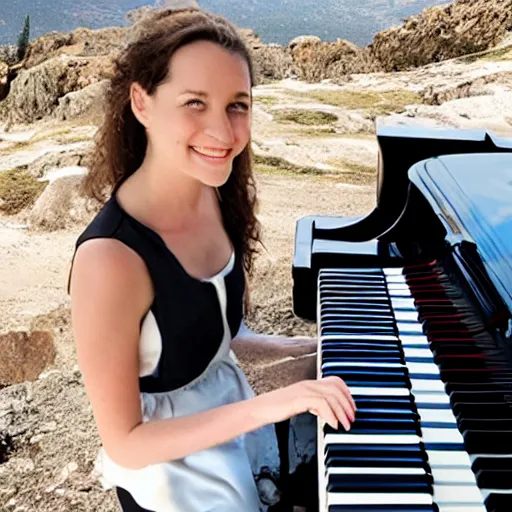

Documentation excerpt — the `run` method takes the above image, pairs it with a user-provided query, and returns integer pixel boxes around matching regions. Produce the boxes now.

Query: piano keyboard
[317,262,512,512]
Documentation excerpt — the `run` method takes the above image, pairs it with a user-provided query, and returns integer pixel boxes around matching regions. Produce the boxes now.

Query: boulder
[0,55,114,125]
[0,331,56,386]
[288,35,321,50]
[25,143,93,179]
[0,45,18,66]
[28,173,101,231]
[291,39,381,82]
[54,79,109,122]
[251,45,295,83]
[24,27,125,69]
[0,60,8,101]
[370,0,512,71]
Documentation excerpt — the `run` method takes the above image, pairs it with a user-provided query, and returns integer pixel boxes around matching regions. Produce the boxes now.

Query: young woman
[69,7,356,512]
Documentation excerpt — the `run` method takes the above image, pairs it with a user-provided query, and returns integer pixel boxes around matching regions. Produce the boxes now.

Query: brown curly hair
[82,7,262,279]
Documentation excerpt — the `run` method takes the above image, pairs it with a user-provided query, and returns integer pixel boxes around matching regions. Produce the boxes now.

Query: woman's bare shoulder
[70,237,152,313]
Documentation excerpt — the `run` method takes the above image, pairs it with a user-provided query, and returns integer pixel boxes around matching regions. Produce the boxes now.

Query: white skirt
[94,356,281,512]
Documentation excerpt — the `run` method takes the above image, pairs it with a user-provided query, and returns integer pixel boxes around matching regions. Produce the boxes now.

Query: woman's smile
[191,145,232,161]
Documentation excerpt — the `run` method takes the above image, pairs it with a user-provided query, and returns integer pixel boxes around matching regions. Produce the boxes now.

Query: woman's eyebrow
[180,90,250,99]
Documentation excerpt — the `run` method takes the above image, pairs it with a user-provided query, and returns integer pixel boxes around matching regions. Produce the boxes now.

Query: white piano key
[433,485,485,504]
[387,283,410,291]
[395,310,420,321]
[324,433,421,445]
[384,274,407,283]
[388,289,412,297]
[406,362,440,375]
[348,387,411,396]
[418,408,457,424]
[437,507,487,512]
[421,428,464,444]
[382,268,404,276]
[400,335,430,346]
[397,322,424,334]
[404,348,435,359]
[427,450,472,468]
[391,297,416,309]
[327,492,432,506]
[432,468,478,484]
[328,467,426,476]
[411,393,450,404]
[411,379,446,392]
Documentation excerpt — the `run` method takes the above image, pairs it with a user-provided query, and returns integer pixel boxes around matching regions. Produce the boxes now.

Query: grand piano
[291,123,512,512]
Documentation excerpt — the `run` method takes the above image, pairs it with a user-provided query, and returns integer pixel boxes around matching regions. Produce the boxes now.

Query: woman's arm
[71,240,355,471]
[231,320,318,360]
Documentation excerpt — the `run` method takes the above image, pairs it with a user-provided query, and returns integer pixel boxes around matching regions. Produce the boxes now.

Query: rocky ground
[2,2,512,510]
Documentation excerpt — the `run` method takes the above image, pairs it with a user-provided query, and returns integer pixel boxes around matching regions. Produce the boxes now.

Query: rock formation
[370,0,512,71]
[1,0,511,128]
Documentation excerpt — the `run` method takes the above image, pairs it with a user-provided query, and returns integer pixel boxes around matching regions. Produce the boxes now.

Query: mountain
[1,0,445,47]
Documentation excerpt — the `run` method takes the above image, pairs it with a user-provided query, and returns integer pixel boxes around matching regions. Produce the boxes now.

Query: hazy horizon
[1,0,447,47]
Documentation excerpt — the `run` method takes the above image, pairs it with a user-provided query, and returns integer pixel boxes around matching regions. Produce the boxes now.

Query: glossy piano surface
[409,153,512,315]
[291,125,512,512]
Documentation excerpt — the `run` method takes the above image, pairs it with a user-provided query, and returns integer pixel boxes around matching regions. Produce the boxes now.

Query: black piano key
[463,429,512,454]
[352,409,418,420]
[322,341,402,349]
[323,356,404,364]
[322,347,403,355]
[460,418,512,430]
[472,457,512,472]
[322,319,397,327]
[321,370,410,386]
[354,397,416,409]
[320,283,388,290]
[327,473,433,493]
[454,402,512,419]
[320,292,391,304]
[321,326,396,335]
[450,390,512,404]
[475,469,512,490]
[327,379,409,388]
[485,492,512,512]
[326,456,429,469]
[324,417,419,435]
[325,444,426,457]
[322,307,394,316]
[325,445,428,466]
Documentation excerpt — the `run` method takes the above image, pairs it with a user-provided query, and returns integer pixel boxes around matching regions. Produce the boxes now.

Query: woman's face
[131,40,252,188]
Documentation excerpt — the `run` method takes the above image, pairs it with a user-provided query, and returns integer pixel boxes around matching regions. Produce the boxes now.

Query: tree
[16,15,30,62]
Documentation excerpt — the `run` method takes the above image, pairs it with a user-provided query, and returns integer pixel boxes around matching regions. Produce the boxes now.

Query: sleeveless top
[70,193,281,512]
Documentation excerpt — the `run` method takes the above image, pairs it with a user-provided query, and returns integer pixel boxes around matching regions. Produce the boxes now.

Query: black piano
[291,123,512,512]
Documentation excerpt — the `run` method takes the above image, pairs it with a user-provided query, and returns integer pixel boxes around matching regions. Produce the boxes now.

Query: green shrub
[0,169,47,214]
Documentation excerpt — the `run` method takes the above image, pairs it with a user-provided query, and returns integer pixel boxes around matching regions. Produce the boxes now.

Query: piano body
[291,123,512,512]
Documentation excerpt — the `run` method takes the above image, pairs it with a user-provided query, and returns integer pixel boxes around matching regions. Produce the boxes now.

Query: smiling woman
[67,7,355,512]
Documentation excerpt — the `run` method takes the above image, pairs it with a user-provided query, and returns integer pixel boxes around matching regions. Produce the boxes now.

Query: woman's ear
[130,82,151,128]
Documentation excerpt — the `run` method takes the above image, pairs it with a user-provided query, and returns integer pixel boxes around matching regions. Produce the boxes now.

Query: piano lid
[409,152,512,313]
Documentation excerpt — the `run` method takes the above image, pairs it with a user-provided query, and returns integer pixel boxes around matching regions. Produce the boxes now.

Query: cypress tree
[16,14,30,62]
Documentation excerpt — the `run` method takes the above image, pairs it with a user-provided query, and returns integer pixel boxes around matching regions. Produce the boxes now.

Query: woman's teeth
[192,147,230,158]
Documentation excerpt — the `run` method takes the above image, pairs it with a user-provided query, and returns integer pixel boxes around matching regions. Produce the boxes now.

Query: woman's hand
[231,325,317,362]
[272,335,317,358]
[254,376,356,431]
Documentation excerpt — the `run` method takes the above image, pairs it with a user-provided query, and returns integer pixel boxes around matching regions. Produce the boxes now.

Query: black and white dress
[71,193,280,512]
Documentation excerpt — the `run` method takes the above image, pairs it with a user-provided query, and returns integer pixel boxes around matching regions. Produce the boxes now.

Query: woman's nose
[203,111,235,146]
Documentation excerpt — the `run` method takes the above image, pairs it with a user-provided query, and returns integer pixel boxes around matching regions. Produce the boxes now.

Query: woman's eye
[230,102,250,113]
[186,99,204,108]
